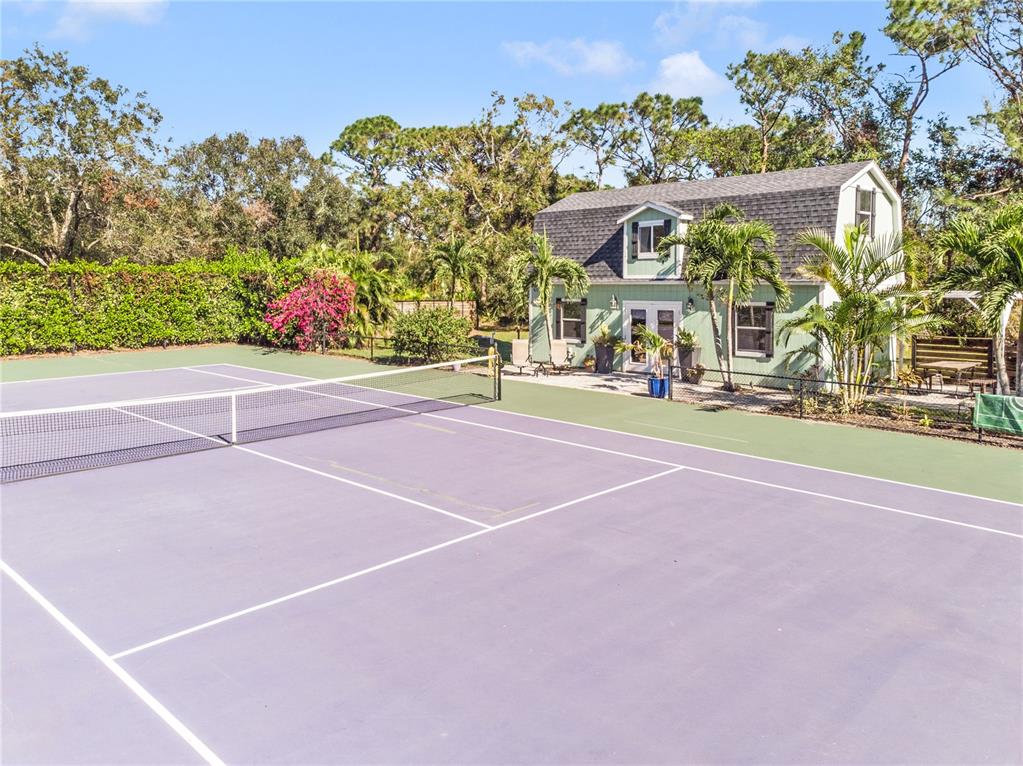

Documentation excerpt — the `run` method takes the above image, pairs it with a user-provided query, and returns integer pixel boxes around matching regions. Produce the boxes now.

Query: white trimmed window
[555,298,586,342]
[855,187,876,236]
[632,220,670,259]
[733,303,774,358]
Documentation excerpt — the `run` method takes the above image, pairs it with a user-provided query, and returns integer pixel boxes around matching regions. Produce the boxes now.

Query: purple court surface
[1,363,1020,765]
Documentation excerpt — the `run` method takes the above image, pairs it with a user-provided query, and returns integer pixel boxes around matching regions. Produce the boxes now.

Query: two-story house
[529,160,901,377]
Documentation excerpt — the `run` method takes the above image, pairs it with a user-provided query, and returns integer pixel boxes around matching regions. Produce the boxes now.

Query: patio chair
[916,368,943,392]
[507,339,541,376]
[549,340,573,374]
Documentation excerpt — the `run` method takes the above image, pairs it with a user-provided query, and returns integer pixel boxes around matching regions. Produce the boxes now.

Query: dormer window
[855,187,876,236]
[617,202,692,278]
[635,220,667,259]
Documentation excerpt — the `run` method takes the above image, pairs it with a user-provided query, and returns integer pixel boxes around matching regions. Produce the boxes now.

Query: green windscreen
[974,393,1023,436]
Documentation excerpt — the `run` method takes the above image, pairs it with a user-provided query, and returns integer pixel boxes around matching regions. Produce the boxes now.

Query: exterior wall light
[609,293,619,310]
[686,297,695,312]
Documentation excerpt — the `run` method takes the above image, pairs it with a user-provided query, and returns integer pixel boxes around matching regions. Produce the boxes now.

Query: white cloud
[655,1,806,54]
[715,15,768,51]
[654,0,759,47]
[501,38,639,78]
[651,51,727,99]
[51,0,168,40]
[716,14,809,52]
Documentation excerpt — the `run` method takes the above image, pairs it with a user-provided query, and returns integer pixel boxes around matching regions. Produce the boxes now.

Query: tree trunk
[995,302,1013,394]
[1016,306,1023,397]
[760,132,769,174]
[723,280,736,391]
[543,304,554,362]
[706,291,727,386]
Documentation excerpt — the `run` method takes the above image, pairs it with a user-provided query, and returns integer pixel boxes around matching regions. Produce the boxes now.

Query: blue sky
[1,0,997,181]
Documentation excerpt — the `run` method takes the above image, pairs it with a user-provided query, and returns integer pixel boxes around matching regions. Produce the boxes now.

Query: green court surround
[2,343,1019,503]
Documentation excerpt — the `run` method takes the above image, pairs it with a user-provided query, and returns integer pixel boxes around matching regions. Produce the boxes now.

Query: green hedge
[0,253,309,355]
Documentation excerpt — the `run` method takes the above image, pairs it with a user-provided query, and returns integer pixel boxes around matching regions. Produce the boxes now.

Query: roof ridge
[539,161,875,214]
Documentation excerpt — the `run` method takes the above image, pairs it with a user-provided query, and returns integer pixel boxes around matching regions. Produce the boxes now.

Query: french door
[622,301,681,373]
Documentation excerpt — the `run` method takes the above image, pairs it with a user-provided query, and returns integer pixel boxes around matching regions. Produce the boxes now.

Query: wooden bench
[968,378,998,394]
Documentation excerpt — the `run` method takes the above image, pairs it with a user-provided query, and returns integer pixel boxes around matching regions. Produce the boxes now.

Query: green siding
[623,208,681,279]
[531,282,821,376]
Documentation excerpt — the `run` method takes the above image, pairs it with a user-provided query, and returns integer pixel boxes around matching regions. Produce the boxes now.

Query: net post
[230,393,238,444]
[496,349,502,401]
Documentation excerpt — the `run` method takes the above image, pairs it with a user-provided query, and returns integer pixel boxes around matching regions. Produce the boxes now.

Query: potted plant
[619,326,673,398]
[590,324,618,374]
[675,327,701,370]
[681,364,706,384]
[582,355,596,372]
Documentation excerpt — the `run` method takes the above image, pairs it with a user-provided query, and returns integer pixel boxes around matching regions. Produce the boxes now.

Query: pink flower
[264,273,356,351]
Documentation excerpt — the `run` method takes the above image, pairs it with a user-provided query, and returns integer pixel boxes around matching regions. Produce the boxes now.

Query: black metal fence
[665,364,1017,445]
[326,334,499,365]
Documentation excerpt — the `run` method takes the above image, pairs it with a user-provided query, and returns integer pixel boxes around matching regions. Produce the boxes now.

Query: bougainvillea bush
[264,272,356,351]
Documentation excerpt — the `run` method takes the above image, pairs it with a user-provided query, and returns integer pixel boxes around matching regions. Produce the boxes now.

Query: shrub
[0,252,308,355]
[264,272,356,351]
[391,307,478,362]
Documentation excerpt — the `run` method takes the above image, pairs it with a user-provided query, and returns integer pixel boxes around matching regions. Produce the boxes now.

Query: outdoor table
[924,360,980,392]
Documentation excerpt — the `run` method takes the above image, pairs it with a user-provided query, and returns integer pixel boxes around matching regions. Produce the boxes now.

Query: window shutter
[554,297,563,340]
[870,189,877,236]
[580,298,587,336]
[765,302,775,358]
[631,222,639,254]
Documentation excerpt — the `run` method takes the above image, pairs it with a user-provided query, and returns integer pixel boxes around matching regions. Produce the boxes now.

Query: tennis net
[1,356,500,483]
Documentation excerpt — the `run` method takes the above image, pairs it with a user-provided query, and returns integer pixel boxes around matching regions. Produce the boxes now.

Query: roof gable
[615,201,694,225]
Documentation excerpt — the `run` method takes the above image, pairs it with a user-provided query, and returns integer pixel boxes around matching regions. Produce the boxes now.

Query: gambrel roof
[534,161,880,281]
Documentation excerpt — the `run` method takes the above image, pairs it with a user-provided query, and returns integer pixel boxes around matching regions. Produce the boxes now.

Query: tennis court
[2,359,1020,764]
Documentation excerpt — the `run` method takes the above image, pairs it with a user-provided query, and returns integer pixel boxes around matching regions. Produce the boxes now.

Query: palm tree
[658,204,790,390]
[937,205,1023,395]
[780,225,933,409]
[430,237,481,309]
[511,231,590,357]
[300,244,395,340]
[796,226,911,298]
[781,292,934,410]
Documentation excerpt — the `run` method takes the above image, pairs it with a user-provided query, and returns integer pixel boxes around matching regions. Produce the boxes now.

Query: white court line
[189,364,679,470]
[217,364,1023,507]
[3,380,271,415]
[234,446,492,530]
[1,561,225,766]
[0,366,196,385]
[116,394,1019,542]
[210,366,1021,535]
[184,366,281,385]
[111,466,684,659]
[683,466,1023,540]
[216,362,1022,508]
[247,376,681,471]
[113,408,491,531]
[624,419,750,444]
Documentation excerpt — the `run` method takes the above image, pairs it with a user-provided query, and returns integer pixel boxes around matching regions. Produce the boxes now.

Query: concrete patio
[502,369,976,416]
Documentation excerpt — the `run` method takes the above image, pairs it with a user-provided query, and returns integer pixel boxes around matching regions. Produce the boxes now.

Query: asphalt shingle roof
[534,161,874,281]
